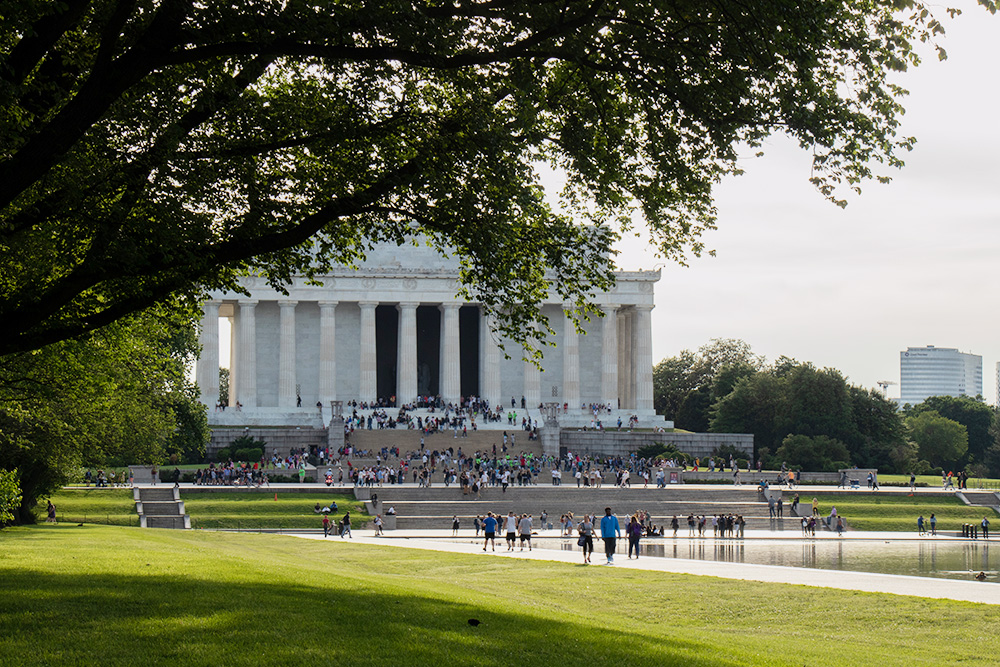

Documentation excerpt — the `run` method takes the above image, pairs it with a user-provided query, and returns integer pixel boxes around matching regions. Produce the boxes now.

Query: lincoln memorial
[195,242,662,428]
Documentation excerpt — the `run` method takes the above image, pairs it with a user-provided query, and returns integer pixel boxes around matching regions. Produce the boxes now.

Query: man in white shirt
[504,511,518,551]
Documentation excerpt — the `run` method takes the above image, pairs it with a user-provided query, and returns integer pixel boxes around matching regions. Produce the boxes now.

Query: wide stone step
[138,488,177,502]
[145,516,189,529]
[362,488,764,502]
[140,501,184,516]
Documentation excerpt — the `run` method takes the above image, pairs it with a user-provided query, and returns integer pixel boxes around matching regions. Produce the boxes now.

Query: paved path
[289,528,1000,605]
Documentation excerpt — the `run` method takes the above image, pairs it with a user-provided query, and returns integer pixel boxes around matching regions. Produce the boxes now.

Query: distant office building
[996,362,1000,408]
[899,346,982,406]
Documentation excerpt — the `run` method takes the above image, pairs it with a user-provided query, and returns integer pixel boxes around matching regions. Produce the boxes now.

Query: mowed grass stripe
[1,526,999,666]
[43,489,367,529]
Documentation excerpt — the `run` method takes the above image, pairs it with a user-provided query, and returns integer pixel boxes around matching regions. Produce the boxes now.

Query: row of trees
[654,340,1000,475]
[0,307,208,524]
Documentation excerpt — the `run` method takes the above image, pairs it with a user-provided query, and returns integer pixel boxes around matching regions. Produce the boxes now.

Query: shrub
[233,447,263,462]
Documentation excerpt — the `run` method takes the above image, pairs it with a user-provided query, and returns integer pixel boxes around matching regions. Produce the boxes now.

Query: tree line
[0,308,208,525]
[654,339,1000,476]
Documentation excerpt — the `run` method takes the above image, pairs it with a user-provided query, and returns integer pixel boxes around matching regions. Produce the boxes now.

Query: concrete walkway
[289,528,1000,605]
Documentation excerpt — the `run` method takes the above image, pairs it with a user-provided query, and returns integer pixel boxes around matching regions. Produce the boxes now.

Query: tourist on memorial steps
[452,515,460,536]
[601,507,621,565]
[322,514,330,538]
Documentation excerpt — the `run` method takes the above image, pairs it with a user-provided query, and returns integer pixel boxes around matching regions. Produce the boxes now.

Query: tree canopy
[906,410,968,469]
[1,0,982,355]
[0,306,207,524]
[653,338,763,420]
[710,360,905,469]
[905,395,992,468]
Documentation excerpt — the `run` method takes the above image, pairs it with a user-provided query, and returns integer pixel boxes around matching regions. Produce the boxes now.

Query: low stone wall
[560,431,752,459]
[208,427,328,456]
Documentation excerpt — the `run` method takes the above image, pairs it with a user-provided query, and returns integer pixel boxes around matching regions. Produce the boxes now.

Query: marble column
[562,305,580,410]
[359,302,378,403]
[237,299,258,408]
[197,301,221,408]
[397,302,418,405]
[633,304,655,412]
[617,308,633,409]
[228,311,238,405]
[318,301,338,406]
[600,304,619,410]
[480,310,502,408]
[440,303,461,404]
[277,300,297,407]
[523,326,541,409]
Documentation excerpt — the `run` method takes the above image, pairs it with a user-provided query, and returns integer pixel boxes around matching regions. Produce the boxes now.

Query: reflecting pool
[453,536,1000,582]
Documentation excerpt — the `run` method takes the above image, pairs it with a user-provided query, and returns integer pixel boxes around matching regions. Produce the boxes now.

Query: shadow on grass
[0,568,733,667]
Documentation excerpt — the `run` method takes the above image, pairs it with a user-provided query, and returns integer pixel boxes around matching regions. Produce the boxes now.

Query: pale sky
[612,3,1000,404]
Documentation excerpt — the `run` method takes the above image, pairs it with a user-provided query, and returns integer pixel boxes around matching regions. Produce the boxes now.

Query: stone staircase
[357,485,806,532]
[344,429,545,458]
[134,487,190,529]
[957,491,1000,514]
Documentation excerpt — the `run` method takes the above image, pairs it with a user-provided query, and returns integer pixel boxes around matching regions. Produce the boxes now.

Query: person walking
[452,515,460,536]
[909,472,916,496]
[340,511,352,538]
[504,511,518,551]
[518,513,533,551]
[578,514,595,564]
[482,512,498,551]
[627,515,642,559]
[322,514,331,538]
[600,507,621,565]
[917,515,925,536]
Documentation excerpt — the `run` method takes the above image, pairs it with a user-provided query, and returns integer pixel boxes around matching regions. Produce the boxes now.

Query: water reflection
[538,537,996,582]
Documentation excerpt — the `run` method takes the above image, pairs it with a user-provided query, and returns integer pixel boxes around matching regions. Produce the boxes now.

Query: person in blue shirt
[482,512,499,551]
[600,507,621,565]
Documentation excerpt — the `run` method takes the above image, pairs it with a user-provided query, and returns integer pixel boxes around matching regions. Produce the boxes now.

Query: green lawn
[43,488,138,526]
[1,525,998,666]
[182,491,367,529]
[805,493,995,532]
[877,473,1000,489]
[42,489,367,530]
